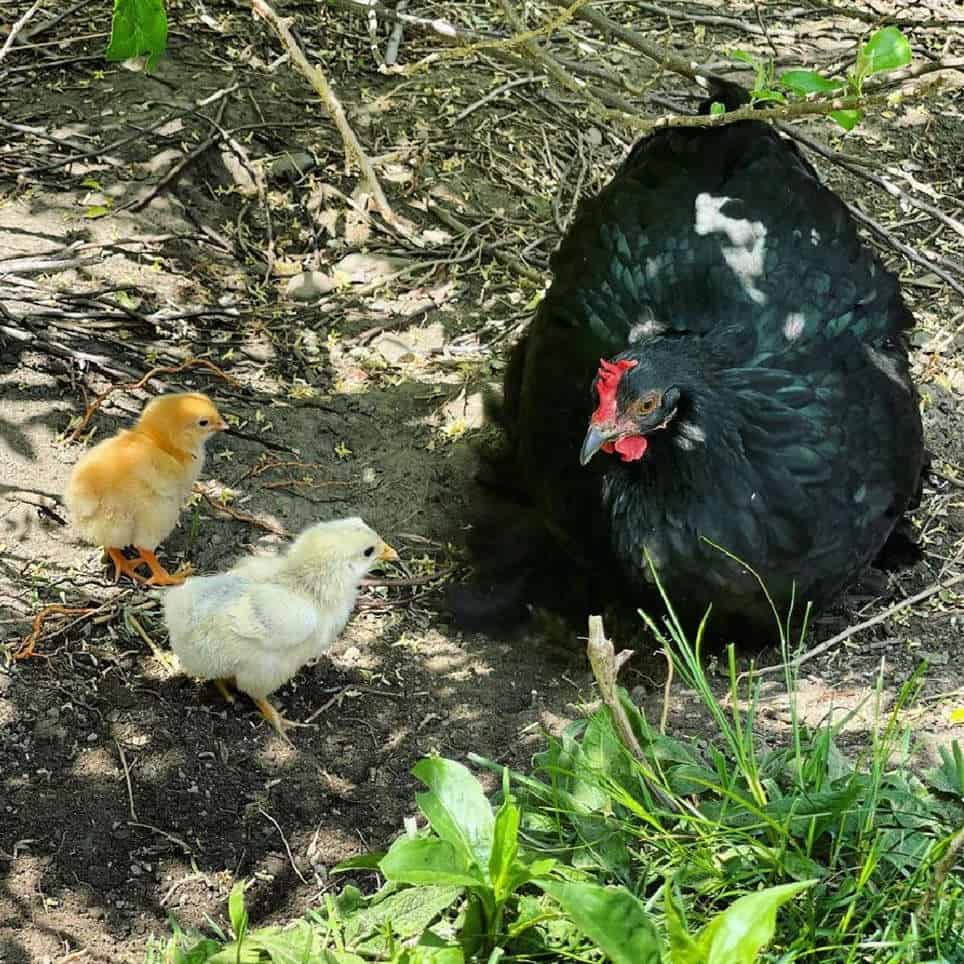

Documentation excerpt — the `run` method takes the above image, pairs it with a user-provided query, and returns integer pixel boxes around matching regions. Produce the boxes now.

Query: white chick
[162,517,397,737]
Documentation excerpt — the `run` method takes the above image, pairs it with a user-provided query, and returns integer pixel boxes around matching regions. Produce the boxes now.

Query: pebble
[285,270,335,301]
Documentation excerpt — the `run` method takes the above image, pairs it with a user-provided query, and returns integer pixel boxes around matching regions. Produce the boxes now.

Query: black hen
[452,117,924,641]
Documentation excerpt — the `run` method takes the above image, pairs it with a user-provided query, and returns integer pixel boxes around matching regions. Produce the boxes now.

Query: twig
[129,822,193,855]
[124,100,229,212]
[113,738,138,821]
[427,200,542,282]
[451,75,546,126]
[303,686,351,723]
[14,605,97,659]
[803,0,964,28]
[360,569,452,588]
[0,0,42,64]
[608,91,902,133]
[845,203,964,298]
[636,1,766,35]
[123,608,176,672]
[778,123,964,243]
[499,0,587,100]
[658,648,673,736]
[250,0,413,238]
[550,0,728,86]
[259,809,310,885]
[195,489,290,538]
[328,0,496,43]
[919,823,964,924]
[384,0,407,65]
[586,615,689,815]
[755,573,964,677]
[67,357,239,443]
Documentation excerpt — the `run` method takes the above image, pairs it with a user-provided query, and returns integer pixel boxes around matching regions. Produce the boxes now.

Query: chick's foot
[253,697,296,744]
[107,547,149,585]
[135,548,190,586]
[214,678,236,704]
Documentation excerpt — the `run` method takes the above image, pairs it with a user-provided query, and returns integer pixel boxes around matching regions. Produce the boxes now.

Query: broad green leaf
[664,882,701,963]
[780,70,842,95]
[403,947,465,963]
[206,944,262,964]
[752,89,786,104]
[248,921,332,963]
[831,109,861,131]
[729,49,755,65]
[106,0,168,70]
[456,892,487,960]
[333,852,386,872]
[926,741,964,796]
[343,885,463,953]
[695,880,816,964]
[709,102,726,116]
[380,836,483,888]
[83,205,111,219]
[858,26,912,77]
[539,880,661,964]
[227,881,248,940]
[489,792,521,901]
[412,758,495,874]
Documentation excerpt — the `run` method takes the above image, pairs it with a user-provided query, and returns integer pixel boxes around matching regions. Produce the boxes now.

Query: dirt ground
[1,1,963,961]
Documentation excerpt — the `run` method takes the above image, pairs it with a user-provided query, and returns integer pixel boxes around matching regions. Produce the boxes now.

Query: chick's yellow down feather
[64,392,227,586]
[162,517,398,738]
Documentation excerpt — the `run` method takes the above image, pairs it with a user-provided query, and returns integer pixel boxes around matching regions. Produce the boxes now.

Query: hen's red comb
[591,358,638,424]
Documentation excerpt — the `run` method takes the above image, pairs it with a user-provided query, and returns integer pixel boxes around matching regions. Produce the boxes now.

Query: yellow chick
[162,517,398,737]
[64,392,227,586]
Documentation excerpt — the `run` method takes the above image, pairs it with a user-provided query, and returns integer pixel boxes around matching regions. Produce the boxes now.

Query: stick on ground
[251,0,415,238]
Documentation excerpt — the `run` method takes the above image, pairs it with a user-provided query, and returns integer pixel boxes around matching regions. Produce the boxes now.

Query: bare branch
[250,0,415,238]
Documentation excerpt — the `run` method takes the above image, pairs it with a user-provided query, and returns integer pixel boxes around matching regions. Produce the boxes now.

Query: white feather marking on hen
[694,193,768,305]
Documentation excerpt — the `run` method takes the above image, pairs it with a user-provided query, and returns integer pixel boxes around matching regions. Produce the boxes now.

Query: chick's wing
[234,584,321,649]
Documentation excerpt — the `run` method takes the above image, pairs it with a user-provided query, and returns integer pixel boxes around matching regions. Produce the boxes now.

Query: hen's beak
[378,543,399,562]
[580,425,610,466]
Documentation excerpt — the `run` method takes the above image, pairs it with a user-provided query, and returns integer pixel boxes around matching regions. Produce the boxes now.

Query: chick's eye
[198,418,210,427]
[364,546,375,557]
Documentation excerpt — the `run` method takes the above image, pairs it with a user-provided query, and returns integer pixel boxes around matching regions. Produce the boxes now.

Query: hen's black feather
[451,119,924,641]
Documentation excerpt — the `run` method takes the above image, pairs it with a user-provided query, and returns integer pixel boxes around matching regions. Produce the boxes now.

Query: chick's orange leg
[106,547,149,585]
[134,547,188,586]
[253,697,294,743]
[214,678,236,704]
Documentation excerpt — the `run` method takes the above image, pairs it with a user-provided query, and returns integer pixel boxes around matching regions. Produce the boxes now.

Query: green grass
[154,611,964,963]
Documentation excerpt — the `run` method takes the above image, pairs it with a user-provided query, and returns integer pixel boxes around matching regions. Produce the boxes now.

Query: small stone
[269,150,316,180]
[285,271,336,302]
[374,335,416,365]
[220,148,258,196]
[332,252,409,283]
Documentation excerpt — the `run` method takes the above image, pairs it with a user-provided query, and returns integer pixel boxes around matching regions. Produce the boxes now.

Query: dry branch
[586,615,696,815]
[251,0,415,238]
[67,358,239,443]
[755,573,964,678]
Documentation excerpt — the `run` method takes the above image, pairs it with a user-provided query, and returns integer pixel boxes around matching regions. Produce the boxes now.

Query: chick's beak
[580,424,611,466]
[214,417,229,431]
[378,542,399,562]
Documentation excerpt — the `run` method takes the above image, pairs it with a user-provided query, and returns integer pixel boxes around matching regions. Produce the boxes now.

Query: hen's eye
[199,418,210,427]
[630,393,660,416]
[364,546,376,557]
